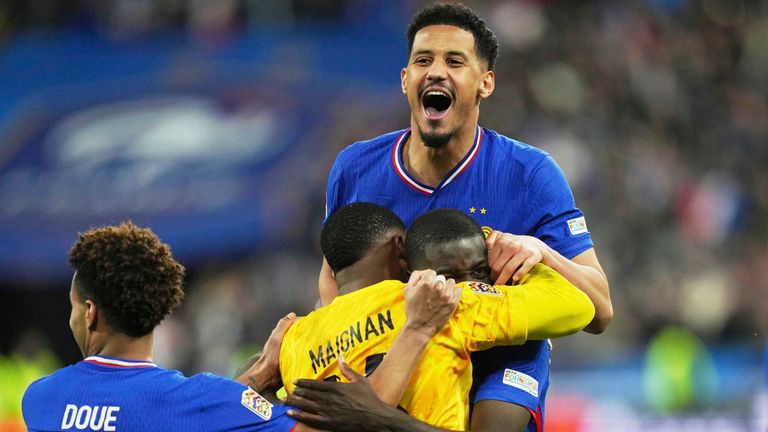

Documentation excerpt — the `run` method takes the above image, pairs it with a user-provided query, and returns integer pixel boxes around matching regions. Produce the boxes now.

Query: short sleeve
[523,155,593,259]
[324,152,347,223]
[191,374,297,432]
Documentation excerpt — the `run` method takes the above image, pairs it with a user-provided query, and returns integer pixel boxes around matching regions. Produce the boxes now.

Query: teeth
[426,90,449,97]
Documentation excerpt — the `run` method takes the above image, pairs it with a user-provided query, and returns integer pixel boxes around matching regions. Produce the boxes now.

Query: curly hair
[407,3,499,70]
[68,222,185,338]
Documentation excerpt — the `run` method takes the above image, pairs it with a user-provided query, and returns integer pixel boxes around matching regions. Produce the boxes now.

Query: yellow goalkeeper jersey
[279,264,594,430]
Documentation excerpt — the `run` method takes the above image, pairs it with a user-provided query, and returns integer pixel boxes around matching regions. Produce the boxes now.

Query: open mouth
[421,89,453,121]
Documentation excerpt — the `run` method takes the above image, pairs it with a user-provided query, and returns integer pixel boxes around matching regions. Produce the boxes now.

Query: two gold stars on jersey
[468,207,487,215]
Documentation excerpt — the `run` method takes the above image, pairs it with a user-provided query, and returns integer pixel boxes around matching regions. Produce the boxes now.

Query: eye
[447,58,464,66]
[414,57,431,65]
[471,266,490,281]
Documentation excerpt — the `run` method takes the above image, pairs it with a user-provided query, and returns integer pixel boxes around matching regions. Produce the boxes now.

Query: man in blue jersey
[318,3,613,431]
[22,222,461,432]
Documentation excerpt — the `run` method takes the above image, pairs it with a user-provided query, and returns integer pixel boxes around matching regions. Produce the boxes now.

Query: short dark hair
[68,222,185,338]
[407,3,499,70]
[405,208,485,267]
[322,203,405,273]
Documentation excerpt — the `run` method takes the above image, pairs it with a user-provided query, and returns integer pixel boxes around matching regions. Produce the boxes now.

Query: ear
[479,70,495,99]
[393,234,405,257]
[401,68,408,95]
[85,299,99,331]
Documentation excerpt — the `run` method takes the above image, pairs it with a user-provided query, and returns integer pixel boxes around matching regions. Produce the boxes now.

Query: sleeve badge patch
[466,281,502,296]
[567,217,588,235]
[502,368,539,397]
[241,388,273,420]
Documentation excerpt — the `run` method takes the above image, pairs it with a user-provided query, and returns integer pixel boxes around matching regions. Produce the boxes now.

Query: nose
[426,59,448,82]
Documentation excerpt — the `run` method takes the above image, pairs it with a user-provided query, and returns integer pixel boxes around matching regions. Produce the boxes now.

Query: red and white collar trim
[392,126,483,196]
[84,356,157,368]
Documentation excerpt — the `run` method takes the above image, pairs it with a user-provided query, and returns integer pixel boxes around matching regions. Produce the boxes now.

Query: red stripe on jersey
[525,405,543,432]
[391,129,433,195]
[84,356,157,368]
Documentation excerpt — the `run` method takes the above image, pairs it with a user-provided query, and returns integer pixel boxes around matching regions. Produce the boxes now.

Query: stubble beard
[417,124,452,149]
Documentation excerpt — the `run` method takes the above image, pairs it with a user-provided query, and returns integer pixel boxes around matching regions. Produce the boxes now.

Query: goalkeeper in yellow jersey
[280,203,594,431]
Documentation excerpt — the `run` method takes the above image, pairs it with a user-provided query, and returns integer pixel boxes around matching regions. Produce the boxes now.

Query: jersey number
[323,353,385,382]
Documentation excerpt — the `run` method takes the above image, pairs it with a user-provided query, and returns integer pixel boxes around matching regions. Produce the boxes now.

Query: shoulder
[186,373,294,427]
[22,365,77,415]
[483,128,568,187]
[23,365,73,399]
[482,128,551,169]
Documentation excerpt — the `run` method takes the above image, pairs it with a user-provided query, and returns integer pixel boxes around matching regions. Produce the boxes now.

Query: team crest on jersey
[241,389,273,420]
[481,226,493,239]
[466,281,501,296]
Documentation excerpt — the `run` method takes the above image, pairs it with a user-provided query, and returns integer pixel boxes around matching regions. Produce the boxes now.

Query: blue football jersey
[325,126,593,432]
[22,355,298,432]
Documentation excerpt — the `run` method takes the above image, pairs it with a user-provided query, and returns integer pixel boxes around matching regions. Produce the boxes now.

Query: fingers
[337,354,364,383]
[485,230,501,249]
[286,409,329,428]
[284,392,323,414]
[290,378,342,392]
[495,252,526,285]
[513,256,539,283]
[487,233,546,285]
[488,236,520,281]
[449,280,462,305]
[407,269,437,285]
[267,312,297,342]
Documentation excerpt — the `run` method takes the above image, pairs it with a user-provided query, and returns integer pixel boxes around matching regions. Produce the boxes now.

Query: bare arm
[234,313,297,391]
[318,258,339,307]
[541,247,612,333]
[487,231,613,334]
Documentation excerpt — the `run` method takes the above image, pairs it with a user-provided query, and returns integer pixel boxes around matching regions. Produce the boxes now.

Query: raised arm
[487,231,612,333]
[367,270,461,405]
[234,312,297,392]
[511,263,596,340]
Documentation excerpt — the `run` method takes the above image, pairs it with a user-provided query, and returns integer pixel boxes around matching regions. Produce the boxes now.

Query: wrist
[400,323,436,343]
[244,360,279,392]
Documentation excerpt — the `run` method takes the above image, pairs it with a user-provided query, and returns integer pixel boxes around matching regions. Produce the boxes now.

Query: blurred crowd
[1,0,766,423]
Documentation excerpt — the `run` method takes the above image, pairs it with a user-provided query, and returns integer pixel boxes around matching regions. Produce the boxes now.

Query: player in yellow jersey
[279,204,594,430]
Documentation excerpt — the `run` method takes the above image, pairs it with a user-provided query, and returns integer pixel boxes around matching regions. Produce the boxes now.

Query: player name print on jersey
[61,404,120,431]
[308,309,395,373]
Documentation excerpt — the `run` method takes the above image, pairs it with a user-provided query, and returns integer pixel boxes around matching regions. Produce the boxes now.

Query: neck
[404,114,479,188]
[335,261,398,296]
[85,332,154,362]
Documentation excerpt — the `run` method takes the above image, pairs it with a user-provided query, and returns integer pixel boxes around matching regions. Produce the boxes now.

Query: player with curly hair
[21,222,460,431]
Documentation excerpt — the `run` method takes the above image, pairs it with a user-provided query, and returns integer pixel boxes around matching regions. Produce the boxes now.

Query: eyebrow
[411,49,469,59]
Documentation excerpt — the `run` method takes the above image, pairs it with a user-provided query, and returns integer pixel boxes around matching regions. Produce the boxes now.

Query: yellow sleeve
[457,264,595,351]
[514,263,595,340]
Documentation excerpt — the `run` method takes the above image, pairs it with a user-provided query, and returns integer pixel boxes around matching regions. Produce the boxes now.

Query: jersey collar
[83,355,157,369]
[391,126,483,196]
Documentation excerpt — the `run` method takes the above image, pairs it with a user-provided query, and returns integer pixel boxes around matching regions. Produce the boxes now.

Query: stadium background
[0,0,766,430]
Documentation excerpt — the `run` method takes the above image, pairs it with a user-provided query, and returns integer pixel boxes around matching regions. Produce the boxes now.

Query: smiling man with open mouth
[319,3,612,432]
[402,22,494,154]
